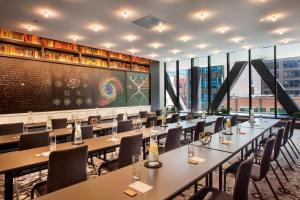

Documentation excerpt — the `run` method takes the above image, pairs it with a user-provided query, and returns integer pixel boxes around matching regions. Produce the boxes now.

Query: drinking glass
[151,121,155,131]
[219,130,224,142]
[188,143,194,158]
[236,121,241,134]
[49,133,56,151]
[132,154,141,180]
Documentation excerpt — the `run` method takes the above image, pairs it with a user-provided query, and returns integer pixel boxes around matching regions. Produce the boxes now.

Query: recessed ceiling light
[123,10,128,18]
[230,37,244,43]
[67,34,83,42]
[149,53,158,58]
[197,44,208,49]
[273,28,288,35]
[260,13,285,23]
[123,34,138,42]
[191,10,213,21]
[87,23,105,32]
[179,35,192,42]
[43,11,49,18]
[153,22,169,33]
[102,42,115,49]
[128,48,139,54]
[212,50,221,55]
[149,42,163,49]
[187,54,195,58]
[280,38,292,44]
[116,8,136,19]
[171,49,181,54]
[242,45,252,50]
[27,25,32,32]
[216,26,230,34]
[165,58,172,62]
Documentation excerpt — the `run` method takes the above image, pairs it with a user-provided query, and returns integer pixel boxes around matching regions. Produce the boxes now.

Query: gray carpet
[1,131,300,200]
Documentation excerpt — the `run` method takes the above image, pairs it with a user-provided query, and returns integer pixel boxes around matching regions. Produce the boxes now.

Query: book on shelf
[109,52,130,61]
[44,50,79,63]
[81,57,107,67]
[43,39,78,51]
[109,61,130,69]
[131,64,150,72]
[0,28,41,45]
[80,46,107,57]
[0,43,40,58]
[132,56,150,65]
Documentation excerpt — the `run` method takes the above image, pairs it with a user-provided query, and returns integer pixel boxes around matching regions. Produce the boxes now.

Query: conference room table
[0,117,216,200]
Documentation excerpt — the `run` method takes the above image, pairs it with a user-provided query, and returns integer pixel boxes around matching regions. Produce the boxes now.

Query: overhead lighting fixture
[242,45,252,50]
[187,54,195,58]
[152,22,169,33]
[212,50,221,55]
[179,35,192,42]
[230,37,244,43]
[128,48,139,54]
[34,7,60,19]
[216,26,230,34]
[116,8,136,19]
[273,28,288,35]
[27,25,32,32]
[191,10,213,21]
[171,49,180,54]
[87,23,105,32]
[67,34,83,42]
[281,38,292,44]
[260,13,285,23]
[43,11,49,18]
[123,34,138,42]
[149,53,158,59]
[197,44,208,49]
[165,58,172,62]
[149,42,163,49]
[123,10,128,18]
[102,42,114,49]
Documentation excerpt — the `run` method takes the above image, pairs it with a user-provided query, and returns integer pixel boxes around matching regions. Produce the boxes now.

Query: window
[230,50,249,115]
[179,59,191,111]
[166,61,177,109]
[193,56,208,111]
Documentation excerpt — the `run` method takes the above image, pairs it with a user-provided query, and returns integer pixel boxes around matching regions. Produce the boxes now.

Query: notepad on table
[189,156,207,163]
[221,140,234,145]
[35,151,51,157]
[129,181,153,193]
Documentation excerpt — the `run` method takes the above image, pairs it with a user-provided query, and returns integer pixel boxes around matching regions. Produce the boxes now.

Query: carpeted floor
[1,130,300,200]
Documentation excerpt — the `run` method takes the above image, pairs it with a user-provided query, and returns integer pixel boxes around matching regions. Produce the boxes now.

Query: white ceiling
[0,0,299,61]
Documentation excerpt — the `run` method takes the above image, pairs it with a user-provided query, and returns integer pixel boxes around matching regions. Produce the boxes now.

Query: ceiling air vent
[132,15,166,30]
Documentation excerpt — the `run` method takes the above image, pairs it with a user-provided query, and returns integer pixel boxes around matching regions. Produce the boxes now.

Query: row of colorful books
[0,43,40,58]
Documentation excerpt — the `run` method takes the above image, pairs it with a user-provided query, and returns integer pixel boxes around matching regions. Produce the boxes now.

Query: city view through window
[165,43,300,117]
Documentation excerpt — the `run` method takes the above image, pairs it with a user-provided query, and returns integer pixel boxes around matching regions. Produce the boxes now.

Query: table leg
[208,172,213,187]
[219,165,223,191]
[142,141,146,160]
[4,172,13,200]
[241,148,244,161]
[205,175,209,187]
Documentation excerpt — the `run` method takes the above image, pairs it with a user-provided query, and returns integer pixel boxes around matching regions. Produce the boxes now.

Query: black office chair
[0,122,24,135]
[117,120,133,133]
[155,110,163,116]
[190,154,255,200]
[159,127,182,154]
[170,113,180,123]
[51,118,67,129]
[139,111,148,118]
[116,113,124,121]
[98,134,143,174]
[214,117,224,133]
[19,132,49,150]
[31,145,88,198]
[146,116,158,128]
[230,115,238,126]
[287,117,300,158]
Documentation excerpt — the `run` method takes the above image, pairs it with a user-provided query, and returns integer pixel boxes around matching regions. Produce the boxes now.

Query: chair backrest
[259,137,275,179]
[146,116,158,128]
[116,113,124,121]
[0,122,24,135]
[87,115,101,125]
[165,127,182,152]
[194,121,205,141]
[51,118,67,129]
[289,117,296,139]
[155,110,163,116]
[117,120,133,133]
[19,132,49,151]
[139,111,148,118]
[47,145,88,193]
[282,120,292,146]
[171,113,180,123]
[231,115,238,126]
[71,125,93,141]
[232,154,255,200]
[272,128,284,160]
[214,117,224,133]
[118,134,143,168]
[203,192,213,200]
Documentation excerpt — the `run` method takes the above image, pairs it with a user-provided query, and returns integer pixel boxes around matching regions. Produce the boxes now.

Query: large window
[230,50,249,115]
[165,61,177,108]
[251,46,276,116]
[211,53,227,113]
[179,59,191,111]
[194,56,208,111]
[277,43,300,116]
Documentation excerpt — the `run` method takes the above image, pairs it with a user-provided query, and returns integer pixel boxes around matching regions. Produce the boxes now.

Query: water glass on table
[236,121,241,134]
[132,154,141,180]
[49,133,56,151]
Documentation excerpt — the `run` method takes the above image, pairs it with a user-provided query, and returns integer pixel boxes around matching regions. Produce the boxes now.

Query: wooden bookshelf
[0,28,152,73]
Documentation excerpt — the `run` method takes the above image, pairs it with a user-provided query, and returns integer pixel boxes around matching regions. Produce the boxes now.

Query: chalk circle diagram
[98,72,124,107]
[65,72,80,89]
